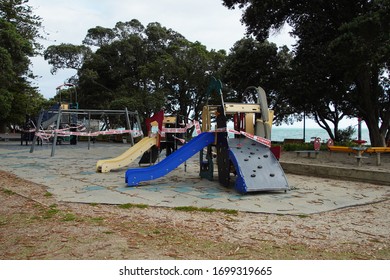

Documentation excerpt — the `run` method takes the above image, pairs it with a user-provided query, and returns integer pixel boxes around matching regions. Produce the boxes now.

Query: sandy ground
[0,149,389,259]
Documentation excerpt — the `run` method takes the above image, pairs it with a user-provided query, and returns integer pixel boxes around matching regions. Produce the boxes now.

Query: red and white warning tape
[239,131,271,147]
[35,129,143,139]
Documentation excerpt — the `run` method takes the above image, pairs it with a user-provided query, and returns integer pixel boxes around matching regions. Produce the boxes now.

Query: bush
[337,126,356,143]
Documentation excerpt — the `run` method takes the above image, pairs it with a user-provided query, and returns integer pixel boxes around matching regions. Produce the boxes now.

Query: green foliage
[44,44,92,74]
[0,0,43,132]
[222,38,294,124]
[62,213,77,222]
[45,19,226,125]
[2,188,15,195]
[118,203,148,209]
[0,89,13,123]
[43,204,60,219]
[223,0,389,147]
[282,143,312,152]
[337,126,356,143]
[173,206,238,215]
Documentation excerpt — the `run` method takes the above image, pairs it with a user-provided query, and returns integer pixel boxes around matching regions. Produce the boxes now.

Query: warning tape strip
[209,127,271,147]
[159,120,202,137]
[240,131,271,147]
[36,129,143,138]
[28,118,271,148]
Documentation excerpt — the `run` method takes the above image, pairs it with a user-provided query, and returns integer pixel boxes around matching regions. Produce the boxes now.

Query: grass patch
[298,214,310,218]
[62,213,77,222]
[44,192,53,197]
[118,203,148,209]
[43,204,60,219]
[3,189,15,195]
[173,206,238,215]
[0,217,8,226]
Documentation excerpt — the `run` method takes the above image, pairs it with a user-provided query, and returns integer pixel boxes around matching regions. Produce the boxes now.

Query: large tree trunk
[355,69,386,147]
[365,116,386,146]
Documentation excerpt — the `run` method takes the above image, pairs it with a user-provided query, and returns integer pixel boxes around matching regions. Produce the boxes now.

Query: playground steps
[228,138,289,193]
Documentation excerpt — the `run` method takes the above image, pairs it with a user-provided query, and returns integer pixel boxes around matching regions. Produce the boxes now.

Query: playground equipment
[125,132,215,186]
[199,83,288,193]
[27,84,142,155]
[125,78,289,194]
[96,110,189,172]
[96,135,157,173]
[29,106,142,157]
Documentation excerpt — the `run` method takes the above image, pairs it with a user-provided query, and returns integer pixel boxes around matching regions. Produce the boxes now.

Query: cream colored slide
[96,136,157,173]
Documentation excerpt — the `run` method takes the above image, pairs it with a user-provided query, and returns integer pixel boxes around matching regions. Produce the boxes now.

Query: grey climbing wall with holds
[228,138,289,193]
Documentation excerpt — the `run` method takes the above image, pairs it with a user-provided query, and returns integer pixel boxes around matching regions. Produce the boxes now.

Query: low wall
[280,162,390,186]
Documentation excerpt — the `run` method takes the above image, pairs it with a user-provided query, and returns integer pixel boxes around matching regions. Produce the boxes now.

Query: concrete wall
[281,162,390,186]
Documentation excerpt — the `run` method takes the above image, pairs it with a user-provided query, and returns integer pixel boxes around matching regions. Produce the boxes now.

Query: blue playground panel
[125,132,289,194]
[228,138,289,193]
[125,132,215,186]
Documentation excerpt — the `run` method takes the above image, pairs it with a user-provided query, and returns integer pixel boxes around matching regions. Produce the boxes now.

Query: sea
[270,127,370,144]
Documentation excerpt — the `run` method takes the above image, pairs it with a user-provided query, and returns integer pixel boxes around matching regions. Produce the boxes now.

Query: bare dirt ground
[1,150,389,260]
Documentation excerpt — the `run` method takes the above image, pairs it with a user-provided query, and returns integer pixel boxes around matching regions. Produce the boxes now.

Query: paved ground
[0,141,389,215]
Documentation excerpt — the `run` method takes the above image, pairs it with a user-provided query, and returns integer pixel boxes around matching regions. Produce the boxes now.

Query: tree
[44,44,92,74]
[0,0,44,132]
[45,19,227,128]
[82,26,116,47]
[223,0,390,146]
[222,38,295,124]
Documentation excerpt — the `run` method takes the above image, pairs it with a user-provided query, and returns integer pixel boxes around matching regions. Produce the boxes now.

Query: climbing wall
[228,138,289,193]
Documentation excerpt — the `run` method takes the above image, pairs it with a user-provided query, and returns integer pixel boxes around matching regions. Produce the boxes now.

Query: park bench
[295,150,320,158]
[295,137,321,159]
[366,147,390,166]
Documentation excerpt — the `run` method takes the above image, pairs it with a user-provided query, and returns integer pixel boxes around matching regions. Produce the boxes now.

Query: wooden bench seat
[365,147,390,166]
[328,145,355,153]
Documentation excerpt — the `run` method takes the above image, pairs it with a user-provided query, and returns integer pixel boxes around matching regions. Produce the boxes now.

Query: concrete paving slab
[0,141,389,215]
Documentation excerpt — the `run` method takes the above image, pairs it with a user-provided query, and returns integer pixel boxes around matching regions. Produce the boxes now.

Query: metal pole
[51,107,62,157]
[135,111,143,137]
[88,112,91,150]
[30,109,44,153]
[303,112,306,142]
[125,107,134,146]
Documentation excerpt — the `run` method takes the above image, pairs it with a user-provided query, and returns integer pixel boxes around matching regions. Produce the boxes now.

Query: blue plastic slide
[125,132,215,186]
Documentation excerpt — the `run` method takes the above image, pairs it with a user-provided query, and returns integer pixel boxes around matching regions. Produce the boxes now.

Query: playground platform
[0,141,389,215]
